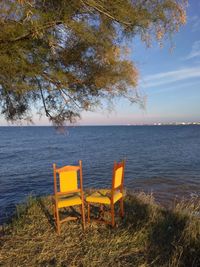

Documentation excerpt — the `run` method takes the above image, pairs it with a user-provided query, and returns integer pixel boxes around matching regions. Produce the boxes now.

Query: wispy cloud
[143,66,200,88]
[148,80,200,95]
[184,40,200,60]
[190,15,200,32]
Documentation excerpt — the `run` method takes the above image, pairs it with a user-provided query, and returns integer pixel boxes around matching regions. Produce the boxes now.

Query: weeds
[0,193,199,267]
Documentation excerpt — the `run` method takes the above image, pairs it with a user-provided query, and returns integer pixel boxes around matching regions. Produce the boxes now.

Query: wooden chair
[52,160,85,234]
[86,160,125,227]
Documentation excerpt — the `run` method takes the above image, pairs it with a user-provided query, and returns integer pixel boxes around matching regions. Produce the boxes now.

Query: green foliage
[0,0,187,125]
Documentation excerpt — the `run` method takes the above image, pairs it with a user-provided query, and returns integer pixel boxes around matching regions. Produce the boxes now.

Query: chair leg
[55,208,61,235]
[100,204,103,212]
[80,203,86,230]
[111,204,115,227]
[99,204,104,219]
[87,203,90,223]
[53,204,56,220]
[120,198,124,218]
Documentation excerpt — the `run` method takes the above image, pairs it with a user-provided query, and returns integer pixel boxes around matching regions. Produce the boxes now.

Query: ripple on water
[0,125,200,224]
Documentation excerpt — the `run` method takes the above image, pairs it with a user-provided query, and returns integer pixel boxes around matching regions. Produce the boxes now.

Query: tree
[0,0,187,125]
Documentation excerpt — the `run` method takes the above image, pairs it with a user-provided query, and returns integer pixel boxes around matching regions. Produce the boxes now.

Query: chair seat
[56,193,82,208]
[86,189,122,205]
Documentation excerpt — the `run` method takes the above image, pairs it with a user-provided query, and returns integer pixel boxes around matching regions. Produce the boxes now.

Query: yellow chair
[52,160,85,234]
[86,160,125,227]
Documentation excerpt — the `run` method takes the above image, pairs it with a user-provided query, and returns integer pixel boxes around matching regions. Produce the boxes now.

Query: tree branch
[36,77,53,119]
[41,73,82,109]
[81,0,132,26]
[60,89,82,109]
[0,20,63,44]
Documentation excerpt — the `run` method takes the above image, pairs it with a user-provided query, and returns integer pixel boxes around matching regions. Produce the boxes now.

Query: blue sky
[79,0,200,125]
[1,0,200,126]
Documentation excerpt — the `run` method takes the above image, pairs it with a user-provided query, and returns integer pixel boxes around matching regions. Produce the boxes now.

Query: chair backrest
[112,160,125,191]
[53,160,83,195]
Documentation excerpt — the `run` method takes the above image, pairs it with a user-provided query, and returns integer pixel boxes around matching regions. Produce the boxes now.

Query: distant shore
[1,123,200,127]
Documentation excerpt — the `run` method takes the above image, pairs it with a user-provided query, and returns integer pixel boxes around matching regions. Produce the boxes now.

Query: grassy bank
[0,193,199,267]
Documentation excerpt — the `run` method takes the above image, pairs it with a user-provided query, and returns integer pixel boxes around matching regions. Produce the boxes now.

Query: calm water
[0,126,200,224]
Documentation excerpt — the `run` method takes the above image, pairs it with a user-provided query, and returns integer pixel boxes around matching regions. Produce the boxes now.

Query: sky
[81,0,200,125]
[1,0,200,126]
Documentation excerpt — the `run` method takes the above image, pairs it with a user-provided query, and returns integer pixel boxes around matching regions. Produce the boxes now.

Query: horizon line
[1,123,200,127]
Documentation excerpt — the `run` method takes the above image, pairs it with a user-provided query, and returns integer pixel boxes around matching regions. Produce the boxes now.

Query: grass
[0,192,199,267]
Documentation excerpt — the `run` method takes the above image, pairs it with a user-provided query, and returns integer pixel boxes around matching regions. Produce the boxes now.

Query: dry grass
[0,193,199,267]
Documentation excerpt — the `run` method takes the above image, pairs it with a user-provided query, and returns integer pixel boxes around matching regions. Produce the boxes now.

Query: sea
[0,125,200,224]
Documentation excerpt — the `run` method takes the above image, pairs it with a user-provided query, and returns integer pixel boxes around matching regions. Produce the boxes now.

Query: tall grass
[0,193,199,267]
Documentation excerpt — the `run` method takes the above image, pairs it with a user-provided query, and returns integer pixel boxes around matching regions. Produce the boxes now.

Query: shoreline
[1,124,200,127]
[1,189,200,227]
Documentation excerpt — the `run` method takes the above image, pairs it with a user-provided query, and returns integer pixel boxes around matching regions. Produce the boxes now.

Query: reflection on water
[0,125,200,223]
